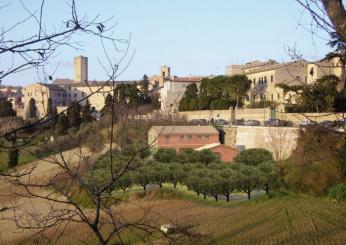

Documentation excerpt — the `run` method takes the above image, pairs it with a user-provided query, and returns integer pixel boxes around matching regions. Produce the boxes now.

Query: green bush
[328,183,346,201]
[235,148,273,166]
[153,148,177,163]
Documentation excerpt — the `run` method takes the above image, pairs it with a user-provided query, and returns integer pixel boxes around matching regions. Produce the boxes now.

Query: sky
[1,0,333,86]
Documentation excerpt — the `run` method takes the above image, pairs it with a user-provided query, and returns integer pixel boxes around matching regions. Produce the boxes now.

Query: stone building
[226,60,308,110]
[22,83,68,118]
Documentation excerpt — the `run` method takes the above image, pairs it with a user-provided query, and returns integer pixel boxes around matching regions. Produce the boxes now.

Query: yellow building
[227,60,308,109]
[22,83,68,118]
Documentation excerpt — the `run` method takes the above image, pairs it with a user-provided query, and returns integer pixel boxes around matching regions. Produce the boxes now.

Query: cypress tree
[67,102,81,129]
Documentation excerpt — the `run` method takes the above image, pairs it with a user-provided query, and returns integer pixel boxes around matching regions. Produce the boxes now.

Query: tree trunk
[247,188,251,200]
[143,185,146,191]
[322,0,346,43]
[214,195,218,202]
[173,182,177,188]
[264,184,270,195]
[226,194,230,202]
[203,193,206,199]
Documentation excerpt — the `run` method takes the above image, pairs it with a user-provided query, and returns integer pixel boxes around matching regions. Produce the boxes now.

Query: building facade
[148,125,220,151]
[22,83,68,118]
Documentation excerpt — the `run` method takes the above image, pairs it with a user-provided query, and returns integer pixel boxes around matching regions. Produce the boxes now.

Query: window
[165,135,170,144]
[305,77,307,83]
[204,135,209,143]
[197,135,202,141]
[264,76,267,83]
[271,75,274,83]
[277,93,280,100]
[74,93,77,98]
[271,94,273,100]
[57,92,61,97]
[179,135,184,143]
[82,92,85,97]
[187,135,192,143]
[296,76,300,81]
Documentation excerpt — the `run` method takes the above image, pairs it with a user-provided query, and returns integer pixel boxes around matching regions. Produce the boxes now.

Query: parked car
[213,119,229,126]
[189,119,208,125]
[299,119,315,127]
[333,118,346,128]
[265,119,293,127]
[244,120,261,126]
[319,120,335,128]
[231,119,244,126]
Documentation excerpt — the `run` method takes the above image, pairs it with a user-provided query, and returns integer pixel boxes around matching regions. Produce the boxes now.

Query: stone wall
[177,110,232,121]
[277,112,345,125]
[224,126,300,160]
[176,108,344,125]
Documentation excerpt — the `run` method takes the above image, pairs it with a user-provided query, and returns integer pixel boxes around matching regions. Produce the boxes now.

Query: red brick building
[148,125,239,162]
[196,143,239,162]
[148,126,220,151]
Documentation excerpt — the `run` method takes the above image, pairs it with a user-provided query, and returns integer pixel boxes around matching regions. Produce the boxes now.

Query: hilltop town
[1,1,346,244]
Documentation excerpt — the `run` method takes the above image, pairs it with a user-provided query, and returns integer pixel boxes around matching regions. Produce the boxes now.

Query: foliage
[0,98,16,117]
[81,99,93,123]
[235,148,274,166]
[153,148,177,163]
[67,101,81,129]
[338,139,346,178]
[178,75,250,111]
[55,113,68,136]
[8,148,19,168]
[277,75,341,112]
[280,128,343,193]
[328,183,346,201]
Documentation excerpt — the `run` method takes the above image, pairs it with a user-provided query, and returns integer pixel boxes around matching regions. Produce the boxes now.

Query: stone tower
[74,56,88,83]
[160,65,170,78]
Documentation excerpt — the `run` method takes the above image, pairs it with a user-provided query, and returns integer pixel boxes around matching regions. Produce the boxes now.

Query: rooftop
[150,125,219,135]
[245,60,307,75]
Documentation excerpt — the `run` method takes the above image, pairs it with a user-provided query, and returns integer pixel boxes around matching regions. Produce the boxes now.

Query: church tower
[74,56,88,83]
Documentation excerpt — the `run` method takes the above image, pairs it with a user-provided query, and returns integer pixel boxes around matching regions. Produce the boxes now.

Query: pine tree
[56,113,68,135]
[101,94,113,116]
[0,98,16,117]
[81,99,93,123]
[67,102,81,129]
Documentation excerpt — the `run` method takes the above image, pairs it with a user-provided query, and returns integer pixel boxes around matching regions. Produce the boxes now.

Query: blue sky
[1,0,332,86]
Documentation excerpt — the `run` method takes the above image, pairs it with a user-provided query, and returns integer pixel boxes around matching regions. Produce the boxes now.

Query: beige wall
[177,110,232,121]
[224,126,300,160]
[22,83,68,118]
[245,62,307,106]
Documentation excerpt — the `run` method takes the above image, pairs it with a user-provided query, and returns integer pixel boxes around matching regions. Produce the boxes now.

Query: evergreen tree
[141,74,149,95]
[81,99,93,123]
[56,113,68,135]
[7,133,19,168]
[28,98,37,118]
[101,94,113,116]
[67,102,81,129]
[0,98,16,117]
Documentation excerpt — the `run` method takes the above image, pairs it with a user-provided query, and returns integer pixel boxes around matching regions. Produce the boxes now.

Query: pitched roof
[170,76,205,83]
[150,125,219,135]
[39,83,66,91]
[53,79,74,85]
[245,61,307,75]
[196,143,239,151]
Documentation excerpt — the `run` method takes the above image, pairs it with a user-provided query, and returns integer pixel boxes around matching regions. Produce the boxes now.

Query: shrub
[234,148,273,166]
[328,183,346,201]
[8,149,19,168]
[153,148,177,163]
